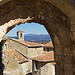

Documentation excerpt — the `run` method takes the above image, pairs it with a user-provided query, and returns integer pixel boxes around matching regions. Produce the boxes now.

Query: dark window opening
[20,33,22,38]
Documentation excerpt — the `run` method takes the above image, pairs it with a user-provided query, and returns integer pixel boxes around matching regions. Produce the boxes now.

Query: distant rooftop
[32,51,54,62]
[44,41,53,47]
[3,49,28,64]
[10,38,44,47]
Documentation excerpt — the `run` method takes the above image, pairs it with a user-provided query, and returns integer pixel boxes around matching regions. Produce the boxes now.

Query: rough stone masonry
[0,0,75,75]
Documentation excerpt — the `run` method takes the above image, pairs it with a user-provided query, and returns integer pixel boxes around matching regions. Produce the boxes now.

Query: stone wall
[28,47,43,58]
[2,54,22,75]
[2,39,44,74]
[7,39,28,56]
[32,61,55,75]
[27,47,43,73]
[2,40,8,50]
[2,53,29,75]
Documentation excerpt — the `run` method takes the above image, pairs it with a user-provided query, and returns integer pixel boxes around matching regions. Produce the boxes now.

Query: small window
[4,44,7,50]
[47,48,49,51]
[20,33,22,38]
[34,61,38,71]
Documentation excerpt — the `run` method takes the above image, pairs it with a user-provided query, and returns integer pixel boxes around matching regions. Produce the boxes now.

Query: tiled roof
[2,37,8,40]
[32,51,54,62]
[10,38,43,47]
[3,50,28,64]
[44,41,53,47]
[3,37,7,38]
[51,62,56,65]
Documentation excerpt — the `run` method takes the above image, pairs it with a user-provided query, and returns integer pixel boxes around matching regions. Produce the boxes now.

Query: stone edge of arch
[44,0,75,25]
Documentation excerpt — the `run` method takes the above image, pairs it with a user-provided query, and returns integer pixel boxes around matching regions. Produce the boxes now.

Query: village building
[2,29,55,75]
[2,49,28,75]
[32,51,56,75]
[2,29,43,57]
[2,29,44,74]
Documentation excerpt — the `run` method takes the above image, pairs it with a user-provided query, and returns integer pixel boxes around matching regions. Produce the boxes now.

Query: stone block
[74,50,75,56]
[55,48,62,55]
[63,56,73,64]
[72,32,75,43]
[63,48,70,56]
[71,25,75,31]
[73,64,75,72]
[64,63,73,70]
[65,70,73,75]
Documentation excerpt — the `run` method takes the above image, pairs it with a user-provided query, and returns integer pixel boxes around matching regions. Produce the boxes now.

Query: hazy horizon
[5,22,49,36]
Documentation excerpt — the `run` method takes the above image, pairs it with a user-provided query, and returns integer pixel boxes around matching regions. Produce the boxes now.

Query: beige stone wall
[32,61,55,75]
[2,53,29,75]
[2,39,44,74]
[2,40,8,50]
[2,54,22,75]
[7,39,28,56]
[27,47,43,73]
[28,47,43,58]
[2,54,19,72]
[37,47,43,56]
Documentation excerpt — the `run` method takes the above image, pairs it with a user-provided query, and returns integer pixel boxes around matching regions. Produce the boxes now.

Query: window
[20,33,22,38]
[47,48,50,51]
[4,44,7,50]
[34,61,38,71]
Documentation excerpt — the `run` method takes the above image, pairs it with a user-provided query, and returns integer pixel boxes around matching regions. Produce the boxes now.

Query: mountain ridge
[6,34,51,43]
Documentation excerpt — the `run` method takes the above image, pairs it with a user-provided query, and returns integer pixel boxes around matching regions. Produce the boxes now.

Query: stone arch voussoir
[0,0,74,75]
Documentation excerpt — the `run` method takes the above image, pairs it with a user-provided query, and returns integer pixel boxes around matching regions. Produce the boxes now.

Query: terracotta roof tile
[32,51,54,62]
[51,62,56,65]
[3,50,28,64]
[10,38,43,47]
[44,41,53,47]
[3,37,7,38]
[2,37,8,40]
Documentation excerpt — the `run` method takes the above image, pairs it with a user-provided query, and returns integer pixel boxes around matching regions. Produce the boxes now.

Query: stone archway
[0,0,75,75]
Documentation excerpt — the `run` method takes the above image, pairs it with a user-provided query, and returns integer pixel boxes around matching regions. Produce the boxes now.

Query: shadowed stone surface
[0,0,75,75]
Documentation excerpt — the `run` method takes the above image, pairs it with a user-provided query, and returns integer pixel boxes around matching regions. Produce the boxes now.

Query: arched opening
[2,22,54,75]
[20,33,22,38]
[6,22,51,42]
[0,0,74,75]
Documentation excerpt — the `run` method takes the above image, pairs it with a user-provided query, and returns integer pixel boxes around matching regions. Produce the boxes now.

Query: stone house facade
[2,49,28,75]
[2,38,44,74]
[32,51,56,75]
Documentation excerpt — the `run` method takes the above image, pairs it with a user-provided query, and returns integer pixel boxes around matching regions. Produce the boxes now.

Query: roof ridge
[3,49,28,63]
[10,38,44,47]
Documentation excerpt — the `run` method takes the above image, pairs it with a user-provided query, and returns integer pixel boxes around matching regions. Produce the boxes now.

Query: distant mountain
[6,34,51,43]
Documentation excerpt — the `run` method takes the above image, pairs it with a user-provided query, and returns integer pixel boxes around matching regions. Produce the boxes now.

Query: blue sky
[6,22,49,36]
